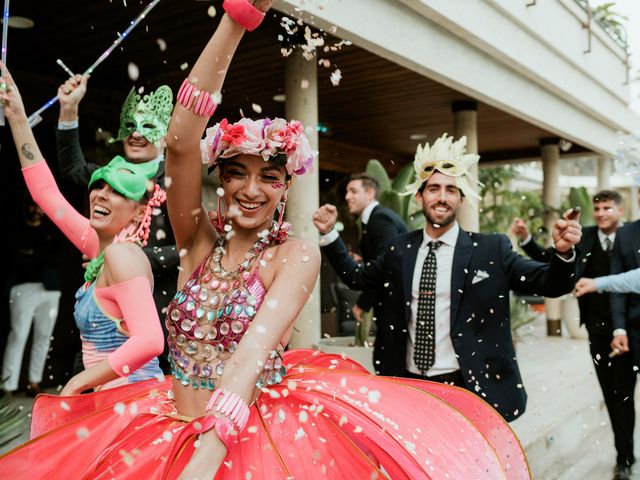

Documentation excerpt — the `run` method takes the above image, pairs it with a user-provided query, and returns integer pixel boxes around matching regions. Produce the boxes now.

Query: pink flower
[199,117,317,177]
[220,119,246,146]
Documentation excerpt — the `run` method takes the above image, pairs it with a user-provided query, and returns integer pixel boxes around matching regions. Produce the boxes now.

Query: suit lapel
[450,229,474,330]
[360,205,379,255]
[402,230,423,303]
[577,227,597,276]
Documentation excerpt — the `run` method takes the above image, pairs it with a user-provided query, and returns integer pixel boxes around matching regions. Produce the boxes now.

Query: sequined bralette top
[166,228,286,391]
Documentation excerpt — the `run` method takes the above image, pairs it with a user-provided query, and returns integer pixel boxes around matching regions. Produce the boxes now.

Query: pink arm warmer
[99,276,164,376]
[22,162,99,258]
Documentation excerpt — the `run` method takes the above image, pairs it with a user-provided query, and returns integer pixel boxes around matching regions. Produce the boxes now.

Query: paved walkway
[512,315,640,479]
[1,316,639,479]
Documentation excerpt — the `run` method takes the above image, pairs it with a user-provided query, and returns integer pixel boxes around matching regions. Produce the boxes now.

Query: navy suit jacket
[357,204,407,311]
[322,227,578,421]
[521,226,598,326]
[611,220,640,331]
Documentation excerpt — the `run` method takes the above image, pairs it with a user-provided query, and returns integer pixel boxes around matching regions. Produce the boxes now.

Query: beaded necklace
[84,252,105,283]
[166,221,290,390]
[210,225,279,280]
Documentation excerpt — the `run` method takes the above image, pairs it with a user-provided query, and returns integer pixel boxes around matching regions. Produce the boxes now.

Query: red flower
[283,121,303,152]
[220,119,247,146]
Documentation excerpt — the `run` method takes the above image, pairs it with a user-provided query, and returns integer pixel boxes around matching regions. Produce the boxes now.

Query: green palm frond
[0,379,28,449]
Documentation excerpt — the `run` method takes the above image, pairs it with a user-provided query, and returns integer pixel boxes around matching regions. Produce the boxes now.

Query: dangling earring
[213,194,227,234]
[276,194,287,229]
[272,192,290,244]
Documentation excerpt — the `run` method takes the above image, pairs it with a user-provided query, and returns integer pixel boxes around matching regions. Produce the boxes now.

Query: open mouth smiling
[93,205,111,217]
[236,199,264,211]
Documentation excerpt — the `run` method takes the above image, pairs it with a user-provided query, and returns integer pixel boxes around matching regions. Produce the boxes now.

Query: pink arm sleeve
[100,277,164,376]
[22,162,99,258]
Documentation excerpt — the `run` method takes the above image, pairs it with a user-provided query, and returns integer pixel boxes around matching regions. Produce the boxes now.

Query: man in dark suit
[609,210,640,480]
[55,75,179,372]
[319,173,407,325]
[513,190,635,479]
[313,134,581,422]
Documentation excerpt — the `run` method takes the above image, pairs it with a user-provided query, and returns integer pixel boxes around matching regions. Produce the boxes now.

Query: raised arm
[1,64,99,258]
[165,13,248,253]
[56,74,96,185]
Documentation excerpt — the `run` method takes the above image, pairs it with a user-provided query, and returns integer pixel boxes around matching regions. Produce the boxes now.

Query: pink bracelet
[223,0,265,32]
[213,416,237,449]
[177,78,217,117]
[206,389,250,432]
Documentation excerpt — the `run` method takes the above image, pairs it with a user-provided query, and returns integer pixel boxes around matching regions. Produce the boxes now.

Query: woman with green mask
[0,64,165,395]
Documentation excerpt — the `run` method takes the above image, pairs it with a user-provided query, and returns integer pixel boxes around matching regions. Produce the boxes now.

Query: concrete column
[630,185,640,221]
[540,138,562,336]
[452,101,479,233]
[284,51,321,349]
[596,156,612,190]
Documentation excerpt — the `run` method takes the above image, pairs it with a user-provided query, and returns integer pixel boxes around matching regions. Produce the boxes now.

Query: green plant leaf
[378,190,403,217]
[365,160,392,192]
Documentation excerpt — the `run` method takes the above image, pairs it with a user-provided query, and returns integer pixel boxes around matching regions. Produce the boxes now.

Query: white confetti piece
[60,401,71,411]
[367,390,381,403]
[127,63,139,81]
[114,403,126,415]
[330,69,342,86]
[76,426,90,439]
[156,38,167,51]
[251,103,262,114]
[207,5,217,17]
[180,62,189,71]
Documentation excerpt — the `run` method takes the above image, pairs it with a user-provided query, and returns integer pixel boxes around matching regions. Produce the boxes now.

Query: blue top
[75,282,162,389]
[595,268,640,294]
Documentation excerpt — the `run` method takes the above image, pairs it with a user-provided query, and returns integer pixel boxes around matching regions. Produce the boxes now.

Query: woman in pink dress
[0,2,530,478]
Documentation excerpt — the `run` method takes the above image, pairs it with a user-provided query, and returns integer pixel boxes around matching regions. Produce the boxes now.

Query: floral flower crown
[200,117,317,177]
[403,133,482,209]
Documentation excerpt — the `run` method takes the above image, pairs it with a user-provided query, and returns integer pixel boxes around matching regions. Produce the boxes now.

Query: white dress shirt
[361,201,379,225]
[407,223,461,376]
[597,229,616,251]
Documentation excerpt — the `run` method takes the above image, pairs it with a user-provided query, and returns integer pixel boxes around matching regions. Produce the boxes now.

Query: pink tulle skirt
[0,350,530,479]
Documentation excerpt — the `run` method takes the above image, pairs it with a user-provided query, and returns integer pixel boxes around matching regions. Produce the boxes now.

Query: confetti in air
[27,0,163,127]
[330,69,341,86]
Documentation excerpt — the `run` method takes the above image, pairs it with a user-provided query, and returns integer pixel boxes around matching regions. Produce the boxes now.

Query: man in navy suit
[320,173,407,325]
[313,134,581,421]
[609,214,640,479]
[514,190,635,479]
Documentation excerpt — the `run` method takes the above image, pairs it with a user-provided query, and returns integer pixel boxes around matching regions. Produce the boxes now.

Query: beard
[423,203,457,229]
